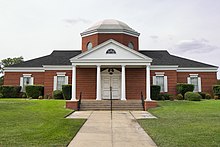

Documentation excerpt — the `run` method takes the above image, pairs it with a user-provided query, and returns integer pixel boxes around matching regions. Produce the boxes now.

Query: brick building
[4,19,218,109]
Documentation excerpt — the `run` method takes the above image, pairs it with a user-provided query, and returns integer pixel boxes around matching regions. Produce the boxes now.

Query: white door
[102,75,121,99]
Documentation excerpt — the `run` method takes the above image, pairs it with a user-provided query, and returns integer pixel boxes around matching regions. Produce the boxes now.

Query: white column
[71,65,76,101]
[96,65,101,100]
[121,65,126,100]
[146,65,152,101]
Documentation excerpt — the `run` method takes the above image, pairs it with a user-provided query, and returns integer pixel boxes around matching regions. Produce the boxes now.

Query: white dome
[81,19,140,37]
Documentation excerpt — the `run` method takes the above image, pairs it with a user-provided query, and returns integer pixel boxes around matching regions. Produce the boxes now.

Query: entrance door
[102,74,121,99]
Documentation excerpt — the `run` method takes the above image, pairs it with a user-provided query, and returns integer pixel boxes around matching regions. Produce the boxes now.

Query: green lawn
[139,100,220,147]
[0,99,85,146]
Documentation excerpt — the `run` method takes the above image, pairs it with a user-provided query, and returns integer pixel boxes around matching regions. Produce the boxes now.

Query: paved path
[67,111,157,147]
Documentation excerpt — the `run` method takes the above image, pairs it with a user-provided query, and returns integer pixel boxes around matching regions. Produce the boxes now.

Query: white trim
[53,76,57,91]
[153,76,156,85]
[146,65,151,101]
[70,39,152,62]
[72,62,151,66]
[4,67,44,72]
[151,65,178,70]
[57,72,66,76]
[198,77,202,92]
[81,31,140,38]
[164,76,168,92]
[71,65,76,100]
[96,65,101,100]
[20,77,23,91]
[65,76,68,84]
[23,74,32,77]
[121,65,126,100]
[187,77,191,84]
[30,77,34,85]
[177,67,218,72]
[43,65,72,70]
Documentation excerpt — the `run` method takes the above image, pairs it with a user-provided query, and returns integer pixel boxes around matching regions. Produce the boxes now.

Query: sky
[0,0,220,78]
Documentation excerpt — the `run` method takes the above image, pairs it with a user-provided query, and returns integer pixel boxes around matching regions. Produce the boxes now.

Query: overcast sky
[0,0,219,78]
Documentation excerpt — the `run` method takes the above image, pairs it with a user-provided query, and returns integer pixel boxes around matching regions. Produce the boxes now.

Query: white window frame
[20,74,34,92]
[187,74,202,92]
[153,72,168,92]
[53,72,68,91]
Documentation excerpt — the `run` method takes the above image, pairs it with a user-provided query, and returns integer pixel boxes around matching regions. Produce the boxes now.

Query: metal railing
[141,91,145,110]
[77,92,82,111]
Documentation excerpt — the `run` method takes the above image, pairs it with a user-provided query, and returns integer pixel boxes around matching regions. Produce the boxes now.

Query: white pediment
[70,39,152,63]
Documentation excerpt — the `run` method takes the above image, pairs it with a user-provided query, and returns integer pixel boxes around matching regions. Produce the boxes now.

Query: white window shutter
[20,77,23,91]
[187,77,191,84]
[53,76,57,91]
[164,76,168,92]
[65,76,68,85]
[198,77,202,92]
[153,76,156,85]
[30,77,34,85]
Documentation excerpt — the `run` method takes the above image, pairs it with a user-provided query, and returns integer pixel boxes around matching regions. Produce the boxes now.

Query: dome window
[87,42,93,50]
[106,49,116,54]
[128,42,134,49]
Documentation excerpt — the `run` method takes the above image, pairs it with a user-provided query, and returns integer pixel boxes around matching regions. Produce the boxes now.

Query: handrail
[77,92,82,111]
[141,91,145,111]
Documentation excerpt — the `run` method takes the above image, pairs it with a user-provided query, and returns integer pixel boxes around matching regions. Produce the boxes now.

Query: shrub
[26,85,44,99]
[62,85,72,100]
[205,93,212,99]
[0,93,3,98]
[158,93,172,100]
[184,92,201,101]
[53,90,63,99]
[198,92,206,99]
[151,85,161,100]
[176,83,194,97]
[213,85,220,96]
[176,94,184,100]
[0,85,21,98]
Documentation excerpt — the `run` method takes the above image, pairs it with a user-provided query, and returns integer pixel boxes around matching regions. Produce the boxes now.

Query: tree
[0,56,24,85]
[0,56,24,74]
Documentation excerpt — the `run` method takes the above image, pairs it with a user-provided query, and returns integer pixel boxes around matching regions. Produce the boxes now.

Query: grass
[0,99,85,146]
[139,100,220,147]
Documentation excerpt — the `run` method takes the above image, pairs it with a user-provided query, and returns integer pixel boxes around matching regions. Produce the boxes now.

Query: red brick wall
[4,72,44,86]
[82,33,138,52]
[76,68,96,99]
[44,70,72,96]
[151,70,178,95]
[177,72,217,94]
[126,68,146,99]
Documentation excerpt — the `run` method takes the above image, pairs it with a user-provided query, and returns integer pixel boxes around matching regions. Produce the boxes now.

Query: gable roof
[10,50,81,67]
[140,50,217,68]
[8,49,217,68]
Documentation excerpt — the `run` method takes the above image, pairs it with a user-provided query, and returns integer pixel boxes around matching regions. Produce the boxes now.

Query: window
[106,49,116,54]
[53,72,68,91]
[57,76,65,90]
[20,74,34,92]
[153,72,168,92]
[156,76,164,92]
[128,42,134,49]
[187,74,201,92]
[87,42,93,50]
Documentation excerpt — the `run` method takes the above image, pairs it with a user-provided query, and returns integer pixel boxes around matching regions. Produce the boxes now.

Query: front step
[80,100,144,111]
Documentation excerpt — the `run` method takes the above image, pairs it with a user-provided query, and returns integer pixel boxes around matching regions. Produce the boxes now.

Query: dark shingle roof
[10,50,81,67]
[140,50,217,68]
[10,50,217,68]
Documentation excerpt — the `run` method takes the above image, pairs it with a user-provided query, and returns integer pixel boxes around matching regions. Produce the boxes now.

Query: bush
[158,93,172,100]
[0,93,3,98]
[213,85,220,96]
[53,90,63,99]
[205,93,212,99]
[26,85,44,99]
[198,92,206,99]
[184,92,202,101]
[62,85,72,100]
[0,85,21,98]
[151,85,161,100]
[176,84,194,97]
[176,94,184,100]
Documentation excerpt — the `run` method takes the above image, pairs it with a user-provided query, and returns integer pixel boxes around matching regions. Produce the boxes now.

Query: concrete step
[79,99,144,111]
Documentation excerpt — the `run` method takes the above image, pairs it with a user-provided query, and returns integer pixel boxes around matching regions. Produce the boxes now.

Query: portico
[69,39,152,101]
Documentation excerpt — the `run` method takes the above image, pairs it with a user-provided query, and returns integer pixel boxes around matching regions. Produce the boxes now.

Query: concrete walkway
[67,111,157,147]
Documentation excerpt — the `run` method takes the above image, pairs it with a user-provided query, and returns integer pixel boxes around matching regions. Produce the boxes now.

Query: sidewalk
[67,111,157,147]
